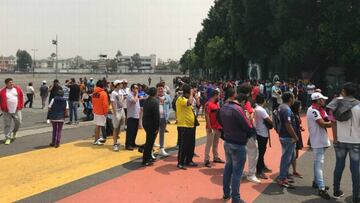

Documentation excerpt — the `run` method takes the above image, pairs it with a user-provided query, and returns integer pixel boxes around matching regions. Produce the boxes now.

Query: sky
[0,0,214,60]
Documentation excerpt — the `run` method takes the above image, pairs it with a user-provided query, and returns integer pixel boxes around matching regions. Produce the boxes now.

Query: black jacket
[142,97,160,131]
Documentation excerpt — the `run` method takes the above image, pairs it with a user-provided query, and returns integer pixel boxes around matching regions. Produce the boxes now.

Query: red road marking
[58,118,312,203]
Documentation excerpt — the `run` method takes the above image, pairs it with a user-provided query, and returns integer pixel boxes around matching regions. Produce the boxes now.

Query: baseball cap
[90,78,94,80]
[42,80,47,84]
[311,92,328,101]
[113,80,122,86]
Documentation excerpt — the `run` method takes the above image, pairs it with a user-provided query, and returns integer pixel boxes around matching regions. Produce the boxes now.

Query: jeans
[158,117,167,148]
[204,128,221,162]
[223,142,247,203]
[246,136,259,176]
[333,142,360,199]
[69,101,79,122]
[313,147,326,190]
[278,137,296,180]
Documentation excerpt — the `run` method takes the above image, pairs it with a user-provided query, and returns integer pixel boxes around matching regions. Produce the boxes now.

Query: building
[116,54,156,73]
[0,56,16,72]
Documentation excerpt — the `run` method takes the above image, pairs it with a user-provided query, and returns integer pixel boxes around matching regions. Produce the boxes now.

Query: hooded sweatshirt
[92,87,108,115]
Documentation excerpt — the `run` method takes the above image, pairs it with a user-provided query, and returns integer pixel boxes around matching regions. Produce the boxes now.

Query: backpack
[272,109,282,134]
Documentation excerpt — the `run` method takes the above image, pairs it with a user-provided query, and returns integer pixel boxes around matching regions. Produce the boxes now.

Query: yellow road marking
[0,120,207,203]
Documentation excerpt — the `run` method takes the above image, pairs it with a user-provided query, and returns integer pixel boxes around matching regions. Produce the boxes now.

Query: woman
[48,90,68,148]
[24,82,35,108]
[290,100,304,178]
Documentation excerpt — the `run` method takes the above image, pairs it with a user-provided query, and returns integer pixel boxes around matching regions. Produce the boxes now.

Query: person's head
[96,80,104,89]
[209,89,219,103]
[235,93,248,106]
[71,78,76,84]
[53,79,59,86]
[341,82,357,97]
[57,89,64,97]
[182,84,191,98]
[5,78,13,89]
[148,87,157,97]
[275,81,281,87]
[42,80,47,85]
[122,79,128,88]
[113,80,123,90]
[225,87,236,101]
[237,83,252,96]
[28,82,33,86]
[282,92,295,106]
[130,84,139,93]
[291,100,302,114]
[156,83,165,96]
[255,94,266,106]
[311,92,328,107]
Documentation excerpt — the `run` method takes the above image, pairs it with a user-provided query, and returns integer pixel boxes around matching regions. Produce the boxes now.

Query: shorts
[112,109,125,128]
[94,114,107,127]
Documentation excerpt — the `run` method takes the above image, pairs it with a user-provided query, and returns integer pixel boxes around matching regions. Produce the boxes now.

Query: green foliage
[130,53,142,71]
[184,0,360,82]
[16,50,32,72]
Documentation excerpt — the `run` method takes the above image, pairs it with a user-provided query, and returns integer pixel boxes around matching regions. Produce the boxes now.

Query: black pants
[177,127,195,165]
[24,94,34,108]
[256,134,269,174]
[272,97,279,111]
[143,128,157,163]
[126,118,139,147]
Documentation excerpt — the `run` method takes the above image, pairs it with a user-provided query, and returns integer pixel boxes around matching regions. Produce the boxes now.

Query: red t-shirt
[208,101,222,129]
[251,86,260,101]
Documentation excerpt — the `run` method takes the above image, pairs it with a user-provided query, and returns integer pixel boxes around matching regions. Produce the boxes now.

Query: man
[67,78,81,125]
[277,92,298,188]
[148,77,152,86]
[142,87,160,166]
[92,80,109,145]
[120,80,129,129]
[110,80,126,152]
[327,82,360,202]
[307,92,332,200]
[39,81,49,109]
[271,81,282,110]
[0,78,24,145]
[255,94,273,179]
[62,80,70,101]
[238,83,261,184]
[176,84,197,170]
[219,88,256,203]
[306,81,316,107]
[156,83,171,156]
[87,78,95,91]
[125,84,141,150]
[204,90,224,168]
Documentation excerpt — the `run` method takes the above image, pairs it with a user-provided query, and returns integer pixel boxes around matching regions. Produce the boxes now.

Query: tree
[109,59,118,73]
[16,50,32,72]
[130,53,142,72]
[115,50,122,58]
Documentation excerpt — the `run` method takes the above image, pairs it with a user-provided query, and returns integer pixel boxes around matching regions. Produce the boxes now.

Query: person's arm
[130,92,139,104]
[332,121,338,142]
[316,119,332,128]
[186,89,194,106]
[283,109,298,142]
[103,94,109,116]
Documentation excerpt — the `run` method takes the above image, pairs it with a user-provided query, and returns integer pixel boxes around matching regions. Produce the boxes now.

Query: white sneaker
[98,137,106,142]
[46,119,50,124]
[159,148,169,156]
[154,143,160,147]
[151,153,156,159]
[247,175,261,184]
[93,140,104,146]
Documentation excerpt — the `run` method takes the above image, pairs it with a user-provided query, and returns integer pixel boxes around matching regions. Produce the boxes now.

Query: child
[290,100,304,178]
[48,90,68,148]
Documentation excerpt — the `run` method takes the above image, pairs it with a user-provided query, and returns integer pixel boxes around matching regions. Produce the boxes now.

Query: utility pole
[52,35,58,79]
[188,37,192,78]
[31,49,38,79]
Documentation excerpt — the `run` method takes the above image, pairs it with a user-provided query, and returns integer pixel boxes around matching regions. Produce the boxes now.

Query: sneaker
[4,139,11,145]
[333,190,344,199]
[319,189,331,200]
[93,140,104,145]
[11,132,17,140]
[293,172,303,179]
[256,173,269,180]
[213,158,225,164]
[46,119,50,124]
[151,153,157,160]
[312,181,329,190]
[98,137,106,143]
[154,143,160,147]
[222,195,231,201]
[159,148,169,156]
[204,160,211,168]
[113,144,120,152]
[66,121,73,125]
[247,175,261,184]
[278,179,295,189]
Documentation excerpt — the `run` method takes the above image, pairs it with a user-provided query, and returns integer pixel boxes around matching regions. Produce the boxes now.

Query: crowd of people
[0,76,359,203]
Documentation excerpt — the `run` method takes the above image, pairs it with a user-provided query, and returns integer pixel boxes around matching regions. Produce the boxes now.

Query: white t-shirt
[6,88,18,113]
[120,88,129,109]
[307,84,316,95]
[306,106,331,148]
[159,96,165,118]
[26,86,35,94]
[337,104,360,143]
[254,105,270,137]
[110,89,124,112]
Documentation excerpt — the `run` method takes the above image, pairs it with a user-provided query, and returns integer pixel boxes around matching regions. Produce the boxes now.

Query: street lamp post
[188,37,192,78]
[52,35,58,79]
[31,49,38,79]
